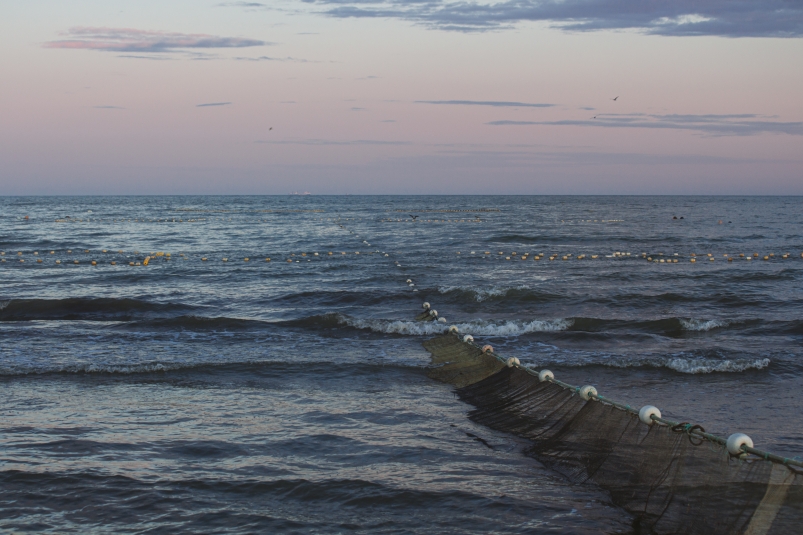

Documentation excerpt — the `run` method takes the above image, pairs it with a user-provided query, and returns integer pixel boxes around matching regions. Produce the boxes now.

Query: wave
[0,298,197,322]
[0,358,420,377]
[521,353,772,374]
[329,313,572,336]
[437,285,557,303]
[117,315,269,332]
[678,318,730,332]
[576,356,771,374]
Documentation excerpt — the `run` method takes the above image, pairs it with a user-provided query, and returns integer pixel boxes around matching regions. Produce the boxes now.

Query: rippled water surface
[2,196,802,533]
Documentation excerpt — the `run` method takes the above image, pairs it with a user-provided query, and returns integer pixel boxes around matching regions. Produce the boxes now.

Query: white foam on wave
[679,318,730,332]
[338,315,572,336]
[0,300,9,311]
[437,284,544,302]
[527,350,772,374]
[663,357,770,374]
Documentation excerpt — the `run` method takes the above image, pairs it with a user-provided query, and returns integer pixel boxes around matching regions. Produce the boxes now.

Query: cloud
[44,27,267,53]
[255,139,410,145]
[196,102,232,107]
[218,1,266,7]
[117,54,174,60]
[416,100,553,108]
[487,113,803,136]
[216,1,271,10]
[302,0,803,37]
[234,55,313,62]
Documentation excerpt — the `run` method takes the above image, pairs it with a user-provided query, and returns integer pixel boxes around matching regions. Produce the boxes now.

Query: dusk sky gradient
[1,0,802,194]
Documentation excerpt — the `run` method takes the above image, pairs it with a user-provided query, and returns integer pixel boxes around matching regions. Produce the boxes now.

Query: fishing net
[423,332,803,535]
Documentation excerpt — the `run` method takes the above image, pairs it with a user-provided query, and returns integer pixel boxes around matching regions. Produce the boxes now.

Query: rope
[423,301,803,469]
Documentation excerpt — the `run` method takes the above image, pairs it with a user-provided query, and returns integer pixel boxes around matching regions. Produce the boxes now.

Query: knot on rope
[672,422,706,446]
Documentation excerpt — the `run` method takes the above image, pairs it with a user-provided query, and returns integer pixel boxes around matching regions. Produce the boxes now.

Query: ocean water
[1,195,802,534]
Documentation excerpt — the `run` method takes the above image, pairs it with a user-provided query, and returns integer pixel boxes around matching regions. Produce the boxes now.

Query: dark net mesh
[423,333,803,535]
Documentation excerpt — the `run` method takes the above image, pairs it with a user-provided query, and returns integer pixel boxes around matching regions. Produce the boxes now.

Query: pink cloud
[44,27,266,53]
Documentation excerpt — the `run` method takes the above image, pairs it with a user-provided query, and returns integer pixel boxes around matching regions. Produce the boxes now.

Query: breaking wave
[333,314,573,336]
[679,318,730,332]
[436,285,556,303]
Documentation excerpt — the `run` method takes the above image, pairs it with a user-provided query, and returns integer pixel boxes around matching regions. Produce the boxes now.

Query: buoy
[33,252,38,255]
[244,258,249,262]
[143,257,150,266]
[579,385,597,401]
[91,260,97,266]
[37,259,42,263]
[462,334,473,343]
[73,260,79,264]
[406,279,412,283]
[429,309,438,318]
[222,258,228,262]
[506,357,520,368]
[726,433,753,455]
[438,317,447,323]
[448,325,459,334]
[202,257,208,261]
[709,257,714,261]
[728,257,733,262]
[111,261,116,265]
[422,302,431,310]
[129,262,134,266]
[538,370,554,382]
[639,406,661,425]
[763,256,769,260]
[265,258,271,262]
[286,259,292,263]
[481,344,493,353]
[55,260,61,264]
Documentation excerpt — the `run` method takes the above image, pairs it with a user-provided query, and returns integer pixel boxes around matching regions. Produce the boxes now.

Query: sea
[1,195,802,534]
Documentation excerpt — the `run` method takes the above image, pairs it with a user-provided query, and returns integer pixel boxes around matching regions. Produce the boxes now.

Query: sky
[0,0,802,195]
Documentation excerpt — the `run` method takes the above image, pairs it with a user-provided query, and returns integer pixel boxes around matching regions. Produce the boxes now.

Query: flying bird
[592,116,597,119]
[269,127,273,131]
[612,96,619,101]
[410,215,418,220]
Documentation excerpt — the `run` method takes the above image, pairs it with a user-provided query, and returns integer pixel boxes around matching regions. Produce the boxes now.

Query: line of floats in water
[457,251,803,262]
[2,249,802,266]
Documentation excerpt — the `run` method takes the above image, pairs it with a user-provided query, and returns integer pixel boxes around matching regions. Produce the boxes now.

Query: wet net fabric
[423,333,803,535]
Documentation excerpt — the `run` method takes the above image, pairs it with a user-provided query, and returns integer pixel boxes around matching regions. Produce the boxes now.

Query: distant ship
[290,191,312,195]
